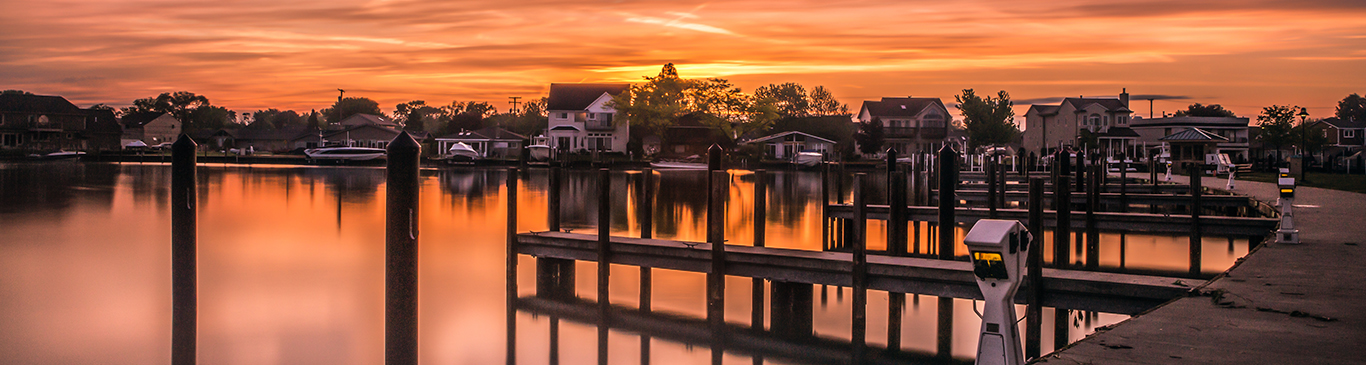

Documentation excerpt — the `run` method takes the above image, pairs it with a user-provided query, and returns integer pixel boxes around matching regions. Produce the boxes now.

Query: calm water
[0,162,1251,364]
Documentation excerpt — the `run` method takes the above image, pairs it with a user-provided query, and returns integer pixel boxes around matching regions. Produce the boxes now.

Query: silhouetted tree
[321,97,382,123]
[955,89,1018,150]
[1336,93,1366,122]
[1174,103,1237,117]
[854,119,885,154]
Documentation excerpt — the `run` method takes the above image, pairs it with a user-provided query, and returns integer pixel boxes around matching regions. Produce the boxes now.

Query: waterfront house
[856,96,951,154]
[545,83,630,154]
[1022,89,1137,157]
[121,112,181,148]
[1159,127,1228,171]
[0,93,120,152]
[742,130,835,160]
[1308,117,1365,170]
[435,126,528,160]
[337,113,401,130]
[1130,115,1250,163]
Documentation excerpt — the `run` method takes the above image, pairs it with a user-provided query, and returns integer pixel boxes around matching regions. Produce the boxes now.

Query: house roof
[1318,117,1366,129]
[339,113,400,128]
[744,131,836,145]
[1097,127,1140,138]
[860,97,946,118]
[1063,98,1131,112]
[547,83,630,111]
[121,112,171,128]
[0,94,82,114]
[437,126,528,140]
[1027,105,1061,116]
[1160,127,1229,142]
[1129,116,1249,127]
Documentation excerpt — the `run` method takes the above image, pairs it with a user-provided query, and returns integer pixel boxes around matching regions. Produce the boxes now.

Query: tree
[954,89,1018,150]
[2,90,34,95]
[306,111,321,130]
[188,105,236,130]
[393,100,444,132]
[321,97,382,124]
[854,119,885,154]
[611,63,780,139]
[1174,103,1237,117]
[120,91,212,129]
[1292,119,1328,158]
[808,86,849,116]
[88,103,115,111]
[754,82,810,118]
[1336,93,1366,122]
[1257,105,1300,166]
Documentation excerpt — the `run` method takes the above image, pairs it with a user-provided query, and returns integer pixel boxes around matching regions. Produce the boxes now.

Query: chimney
[1120,88,1130,108]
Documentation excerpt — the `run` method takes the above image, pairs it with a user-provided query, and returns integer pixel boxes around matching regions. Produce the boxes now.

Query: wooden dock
[515,231,1191,315]
[825,204,1278,237]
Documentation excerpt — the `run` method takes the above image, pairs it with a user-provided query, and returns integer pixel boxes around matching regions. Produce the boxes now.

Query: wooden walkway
[825,204,1278,237]
[516,231,1192,315]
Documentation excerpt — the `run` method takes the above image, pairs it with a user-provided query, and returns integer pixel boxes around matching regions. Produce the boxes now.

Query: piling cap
[172,133,197,151]
[387,131,421,155]
[708,144,723,171]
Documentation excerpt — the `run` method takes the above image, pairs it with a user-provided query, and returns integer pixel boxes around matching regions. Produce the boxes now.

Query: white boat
[527,145,551,161]
[28,150,86,160]
[649,161,709,170]
[446,142,481,162]
[794,151,823,167]
[305,147,387,162]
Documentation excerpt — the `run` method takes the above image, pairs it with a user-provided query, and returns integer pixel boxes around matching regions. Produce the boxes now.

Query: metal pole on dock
[385,131,421,365]
[1189,164,1203,276]
[505,167,518,365]
[171,134,197,365]
[1025,178,1045,359]
[938,144,958,260]
[1086,164,1100,270]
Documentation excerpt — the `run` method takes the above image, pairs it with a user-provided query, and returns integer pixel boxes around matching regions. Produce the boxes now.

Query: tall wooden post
[1025,178,1045,359]
[707,170,727,327]
[888,150,907,256]
[1055,150,1072,269]
[752,170,767,331]
[938,145,958,260]
[171,134,197,365]
[505,168,519,365]
[988,154,999,218]
[1189,164,1203,276]
[1120,161,1129,212]
[640,169,653,365]
[386,131,421,365]
[1086,164,1100,270]
[597,168,612,311]
[851,174,868,363]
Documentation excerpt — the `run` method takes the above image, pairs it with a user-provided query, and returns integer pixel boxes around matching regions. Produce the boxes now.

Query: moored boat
[649,161,709,170]
[304,147,386,162]
[794,151,823,167]
[28,150,86,160]
[445,142,481,162]
[527,145,551,161]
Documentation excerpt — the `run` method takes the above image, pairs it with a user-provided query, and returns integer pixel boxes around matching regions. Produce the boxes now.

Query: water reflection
[0,163,1247,364]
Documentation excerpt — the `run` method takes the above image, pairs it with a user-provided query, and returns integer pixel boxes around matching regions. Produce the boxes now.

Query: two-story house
[856,96,950,154]
[1023,89,1138,158]
[1130,116,1251,163]
[0,93,100,151]
[1309,117,1364,169]
[121,112,181,147]
[545,83,630,154]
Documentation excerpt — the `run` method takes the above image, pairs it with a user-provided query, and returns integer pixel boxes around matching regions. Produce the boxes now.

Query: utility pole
[508,96,521,115]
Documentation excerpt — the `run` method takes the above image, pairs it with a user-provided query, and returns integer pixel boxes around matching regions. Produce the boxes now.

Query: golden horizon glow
[2,0,1364,119]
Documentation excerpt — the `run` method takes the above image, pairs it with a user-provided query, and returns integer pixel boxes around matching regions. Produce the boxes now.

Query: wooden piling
[1054,308,1070,351]
[937,145,958,260]
[506,167,518,365]
[821,163,829,249]
[171,134,197,365]
[1025,178,1045,359]
[852,174,868,363]
[1086,165,1100,270]
[1120,161,1129,212]
[988,154,999,218]
[597,169,612,313]
[385,131,421,365]
[1189,164,1203,276]
[1055,173,1072,268]
[889,293,904,351]
[770,282,812,338]
[888,151,908,256]
[753,170,767,331]
[707,170,727,327]
[549,167,561,232]
[936,297,954,360]
[641,172,654,365]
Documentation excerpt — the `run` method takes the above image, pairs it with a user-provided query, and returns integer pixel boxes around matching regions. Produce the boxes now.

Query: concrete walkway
[1038,173,1366,364]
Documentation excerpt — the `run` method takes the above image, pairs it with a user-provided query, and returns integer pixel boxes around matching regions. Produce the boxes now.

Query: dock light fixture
[1277,168,1299,244]
[964,219,1033,365]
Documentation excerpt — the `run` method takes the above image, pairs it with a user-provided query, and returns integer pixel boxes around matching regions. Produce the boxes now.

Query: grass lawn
[1237,171,1366,195]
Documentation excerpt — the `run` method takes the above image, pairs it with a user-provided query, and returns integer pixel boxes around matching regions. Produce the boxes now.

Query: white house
[1022,89,1137,157]
[545,83,630,154]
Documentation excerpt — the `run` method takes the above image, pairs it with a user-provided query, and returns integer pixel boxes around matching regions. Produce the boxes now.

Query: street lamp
[1298,107,1309,182]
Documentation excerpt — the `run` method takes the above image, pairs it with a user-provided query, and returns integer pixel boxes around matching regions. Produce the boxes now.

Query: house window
[588,113,596,120]
[1346,129,1356,138]
[1323,129,1328,138]
[2,134,16,147]
[1103,115,1110,125]
[1088,115,1100,126]
[558,113,568,119]
[1119,116,1128,125]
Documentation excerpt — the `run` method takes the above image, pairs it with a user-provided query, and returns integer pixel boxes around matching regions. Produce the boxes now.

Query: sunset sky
[3,0,1364,121]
